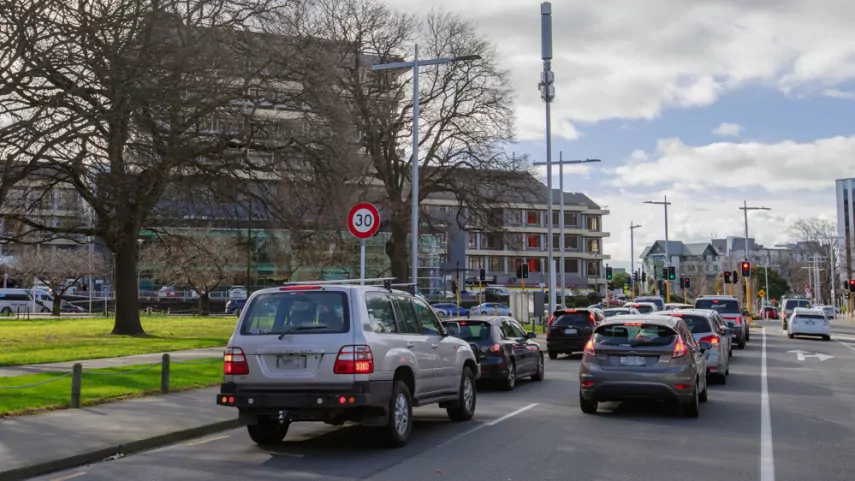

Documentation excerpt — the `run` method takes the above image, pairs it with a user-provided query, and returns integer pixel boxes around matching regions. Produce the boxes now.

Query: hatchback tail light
[672,335,687,358]
[583,338,596,356]
[334,345,374,374]
[489,343,501,353]
[224,347,249,375]
[699,334,720,345]
[547,314,555,327]
[735,318,743,325]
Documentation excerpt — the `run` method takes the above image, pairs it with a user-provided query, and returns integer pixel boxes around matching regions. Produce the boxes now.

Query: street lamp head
[584,158,602,163]
[642,200,655,205]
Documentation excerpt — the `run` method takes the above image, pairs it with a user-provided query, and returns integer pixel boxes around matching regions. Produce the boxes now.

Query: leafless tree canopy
[11,246,107,315]
[787,217,841,301]
[682,261,712,298]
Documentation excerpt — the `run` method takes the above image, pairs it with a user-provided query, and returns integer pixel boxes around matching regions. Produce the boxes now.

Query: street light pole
[630,223,642,301]
[372,49,481,289]
[739,201,771,314]
[643,196,672,303]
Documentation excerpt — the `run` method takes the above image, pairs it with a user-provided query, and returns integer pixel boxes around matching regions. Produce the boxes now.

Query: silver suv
[216,281,480,447]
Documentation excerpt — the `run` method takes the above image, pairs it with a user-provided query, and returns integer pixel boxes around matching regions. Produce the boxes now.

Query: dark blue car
[225,298,247,315]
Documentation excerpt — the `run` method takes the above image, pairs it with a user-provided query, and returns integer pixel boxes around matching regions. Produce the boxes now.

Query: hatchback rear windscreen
[695,299,740,314]
[794,314,825,321]
[630,305,654,314]
[672,315,712,334]
[554,312,594,327]
[595,323,676,347]
[603,310,628,317]
[240,291,350,335]
[443,321,491,341]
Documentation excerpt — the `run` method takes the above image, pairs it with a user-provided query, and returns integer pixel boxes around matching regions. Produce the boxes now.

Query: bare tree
[788,218,840,301]
[11,246,107,315]
[305,0,526,282]
[682,261,712,298]
[142,232,239,315]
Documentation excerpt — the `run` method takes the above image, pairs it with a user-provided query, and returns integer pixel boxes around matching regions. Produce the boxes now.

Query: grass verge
[0,316,236,366]
[0,357,222,417]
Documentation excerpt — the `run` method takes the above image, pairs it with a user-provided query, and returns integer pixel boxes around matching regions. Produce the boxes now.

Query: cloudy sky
[388,0,851,269]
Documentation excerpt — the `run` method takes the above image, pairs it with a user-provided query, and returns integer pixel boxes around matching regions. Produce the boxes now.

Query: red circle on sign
[347,203,380,239]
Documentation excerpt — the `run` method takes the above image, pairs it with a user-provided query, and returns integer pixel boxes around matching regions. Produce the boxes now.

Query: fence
[0,354,221,408]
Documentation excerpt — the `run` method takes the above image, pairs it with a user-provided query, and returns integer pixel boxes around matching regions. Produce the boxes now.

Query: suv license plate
[277,355,307,369]
[620,356,646,366]
[564,328,577,335]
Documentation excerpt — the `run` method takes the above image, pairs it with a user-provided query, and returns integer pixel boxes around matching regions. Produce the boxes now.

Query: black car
[442,316,544,391]
[546,308,606,359]
[225,298,247,315]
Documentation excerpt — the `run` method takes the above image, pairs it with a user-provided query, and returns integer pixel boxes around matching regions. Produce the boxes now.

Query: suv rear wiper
[278,325,329,339]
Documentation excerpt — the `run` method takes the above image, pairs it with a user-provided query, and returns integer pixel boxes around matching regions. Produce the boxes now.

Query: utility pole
[643,196,672,303]
[739,201,771,315]
[847,233,853,317]
[538,2,556,314]
[630,222,642,301]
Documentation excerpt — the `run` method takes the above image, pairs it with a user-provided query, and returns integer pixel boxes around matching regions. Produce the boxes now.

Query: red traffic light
[741,262,749,269]
[741,261,750,277]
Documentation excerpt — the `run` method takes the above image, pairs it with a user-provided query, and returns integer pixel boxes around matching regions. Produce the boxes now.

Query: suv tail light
[583,338,596,356]
[489,343,501,353]
[735,318,743,325]
[224,347,249,375]
[699,334,720,345]
[334,345,374,374]
[589,313,596,325]
[672,335,687,358]
[547,314,555,326]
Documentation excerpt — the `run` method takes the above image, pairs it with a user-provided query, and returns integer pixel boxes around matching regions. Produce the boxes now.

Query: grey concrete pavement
[0,347,225,378]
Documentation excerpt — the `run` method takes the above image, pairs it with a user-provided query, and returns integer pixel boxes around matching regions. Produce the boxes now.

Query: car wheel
[823,335,831,341]
[579,390,597,414]
[681,386,700,418]
[531,355,545,381]
[246,417,290,445]
[720,372,728,384]
[447,367,476,422]
[738,339,745,349]
[235,308,242,317]
[699,381,708,403]
[729,348,733,358]
[788,333,794,339]
[548,350,558,360]
[40,307,50,313]
[500,361,516,391]
[746,330,750,342]
[381,380,413,447]
[0,307,10,315]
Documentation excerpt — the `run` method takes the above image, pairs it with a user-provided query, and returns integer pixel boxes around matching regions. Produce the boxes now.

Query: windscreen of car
[240,291,349,335]
[554,312,594,327]
[636,297,664,310]
[784,299,811,311]
[673,314,712,334]
[632,304,654,314]
[603,309,628,317]
[794,314,825,321]
[594,323,677,347]
[444,321,492,341]
[695,299,740,314]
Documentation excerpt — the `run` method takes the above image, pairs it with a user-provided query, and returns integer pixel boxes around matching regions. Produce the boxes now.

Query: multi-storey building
[836,178,855,283]
[640,241,720,279]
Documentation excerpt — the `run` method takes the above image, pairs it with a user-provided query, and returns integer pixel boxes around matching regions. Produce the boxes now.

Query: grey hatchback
[579,315,709,418]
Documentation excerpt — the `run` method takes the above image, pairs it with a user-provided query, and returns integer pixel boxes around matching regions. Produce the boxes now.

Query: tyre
[720,373,727,384]
[381,380,413,447]
[788,333,794,339]
[548,350,558,360]
[681,386,700,418]
[40,308,50,313]
[246,417,290,445]
[531,354,545,381]
[0,307,10,315]
[579,390,597,414]
[699,381,708,403]
[738,339,745,349]
[746,330,750,342]
[823,335,831,341]
[729,348,733,358]
[500,360,516,391]
[447,367,476,422]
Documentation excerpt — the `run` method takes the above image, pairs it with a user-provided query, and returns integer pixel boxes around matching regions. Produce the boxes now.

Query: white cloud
[712,122,744,137]
[387,0,855,139]
[612,135,855,193]
[823,89,855,100]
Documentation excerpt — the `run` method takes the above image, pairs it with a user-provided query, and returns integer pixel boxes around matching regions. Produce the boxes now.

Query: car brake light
[490,343,501,353]
[280,285,323,291]
[584,338,596,356]
[224,347,249,375]
[670,313,683,317]
[589,313,596,325]
[334,345,374,374]
[547,314,555,326]
[735,318,743,325]
[699,334,720,345]
[672,336,687,358]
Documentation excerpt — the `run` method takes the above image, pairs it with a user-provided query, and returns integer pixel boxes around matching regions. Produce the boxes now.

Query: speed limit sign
[347,203,380,239]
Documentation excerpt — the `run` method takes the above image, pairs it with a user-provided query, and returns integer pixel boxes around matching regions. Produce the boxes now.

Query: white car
[787,307,830,341]
[818,305,836,319]
[622,301,658,315]
[228,286,248,300]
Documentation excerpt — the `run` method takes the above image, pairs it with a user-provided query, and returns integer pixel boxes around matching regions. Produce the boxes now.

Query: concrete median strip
[0,418,241,481]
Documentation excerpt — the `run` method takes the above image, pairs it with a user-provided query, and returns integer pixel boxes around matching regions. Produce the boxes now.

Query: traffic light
[642,271,647,282]
[732,270,739,283]
[606,266,613,280]
[633,271,638,282]
[516,266,522,278]
[679,277,685,289]
[724,271,731,284]
[849,279,855,292]
[741,261,750,277]
[668,266,676,281]
[521,263,529,279]
[607,281,614,290]
[684,277,691,289]
[479,268,486,282]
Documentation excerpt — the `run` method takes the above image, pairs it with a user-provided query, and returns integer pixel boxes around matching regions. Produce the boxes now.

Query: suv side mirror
[721,327,731,335]
[698,341,712,352]
[527,331,537,339]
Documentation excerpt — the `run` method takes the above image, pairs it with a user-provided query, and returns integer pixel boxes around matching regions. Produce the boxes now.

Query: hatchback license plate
[564,328,577,335]
[620,356,646,366]
[277,355,307,369]
[805,321,815,325]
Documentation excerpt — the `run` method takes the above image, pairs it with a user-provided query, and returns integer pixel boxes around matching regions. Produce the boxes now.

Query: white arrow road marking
[787,350,834,361]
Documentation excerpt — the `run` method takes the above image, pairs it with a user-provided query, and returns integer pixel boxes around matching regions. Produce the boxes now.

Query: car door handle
[406,342,415,348]
[431,343,439,349]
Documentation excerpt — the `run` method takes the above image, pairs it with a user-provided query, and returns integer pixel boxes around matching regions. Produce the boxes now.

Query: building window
[565,212,578,226]
[468,233,478,249]
[587,238,600,253]
[505,233,523,251]
[526,211,540,226]
[482,233,503,250]
[505,209,523,226]
[488,256,504,272]
[587,261,600,276]
[587,216,600,231]
[467,256,484,270]
[552,211,560,226]
[565,235,579,250]
[527,235,541,249]
[527,258,541,273]
[564,258,579,273]
[510,257,524,273]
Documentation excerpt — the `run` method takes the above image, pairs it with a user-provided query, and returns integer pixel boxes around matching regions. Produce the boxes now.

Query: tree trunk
[199,293,211,316]
[111,238,145,335]
[385,219,410,283]
[52,292,62,317]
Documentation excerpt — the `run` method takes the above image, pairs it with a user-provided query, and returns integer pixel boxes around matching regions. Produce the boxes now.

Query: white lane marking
[834,340,855,352]
[50,473,87,481]
[436,403,540,448]
[761,328,775,481]
[185,434,230,447]
[485,403,539,426]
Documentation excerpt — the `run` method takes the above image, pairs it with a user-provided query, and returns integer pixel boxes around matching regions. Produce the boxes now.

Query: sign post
[347,203,380,285]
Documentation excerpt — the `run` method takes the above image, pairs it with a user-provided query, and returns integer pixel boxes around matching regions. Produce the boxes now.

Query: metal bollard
[161,354,170,394]
[70,363,82,408]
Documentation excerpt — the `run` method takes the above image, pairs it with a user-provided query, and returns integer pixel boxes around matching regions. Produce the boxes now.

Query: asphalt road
[35,319,855,481]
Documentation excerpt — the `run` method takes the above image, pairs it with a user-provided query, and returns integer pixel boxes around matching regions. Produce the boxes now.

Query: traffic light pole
[630,222,641,302]
[643,196,671,303]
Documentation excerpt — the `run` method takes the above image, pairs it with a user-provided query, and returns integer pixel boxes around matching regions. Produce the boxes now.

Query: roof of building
[640,240,717,259]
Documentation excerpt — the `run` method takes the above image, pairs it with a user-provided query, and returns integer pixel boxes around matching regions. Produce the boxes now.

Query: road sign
[347,203,380,239]
[757,289,766,298]
[787,350,833,362]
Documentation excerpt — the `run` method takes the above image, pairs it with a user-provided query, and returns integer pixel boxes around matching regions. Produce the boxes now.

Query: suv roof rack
[281,278,420,295]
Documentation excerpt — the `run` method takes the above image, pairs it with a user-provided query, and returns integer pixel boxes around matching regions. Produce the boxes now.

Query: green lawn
[0,316,237,366]
[0,357,223,416]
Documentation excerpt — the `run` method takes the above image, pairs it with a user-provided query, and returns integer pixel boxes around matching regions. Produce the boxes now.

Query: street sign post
[347,203,380,285]
[757,289,766,299]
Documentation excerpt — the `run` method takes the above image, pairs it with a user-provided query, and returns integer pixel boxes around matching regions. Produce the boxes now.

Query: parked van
[0,289,33,314]
[30,289,85,313]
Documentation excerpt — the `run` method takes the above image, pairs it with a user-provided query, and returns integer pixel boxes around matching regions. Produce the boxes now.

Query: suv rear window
[672,314,712,334]
[630,304,654,314]
[636,297,664,310]
[554,311,594,327]
[695,298,740,314]
[443,321,492,341]
[240,291,350,335]
[784,299,811,311]
[594,323,676,347]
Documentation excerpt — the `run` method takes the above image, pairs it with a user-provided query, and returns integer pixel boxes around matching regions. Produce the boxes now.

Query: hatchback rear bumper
[581,381,694,404]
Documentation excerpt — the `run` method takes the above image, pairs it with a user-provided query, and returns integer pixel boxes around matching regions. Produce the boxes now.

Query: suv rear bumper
[216,380,393,411]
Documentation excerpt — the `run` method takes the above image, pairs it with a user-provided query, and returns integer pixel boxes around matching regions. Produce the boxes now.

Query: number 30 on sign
[347,203,380,239]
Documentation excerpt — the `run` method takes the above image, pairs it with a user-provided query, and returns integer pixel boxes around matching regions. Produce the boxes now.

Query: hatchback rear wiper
[278,324,329,339]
